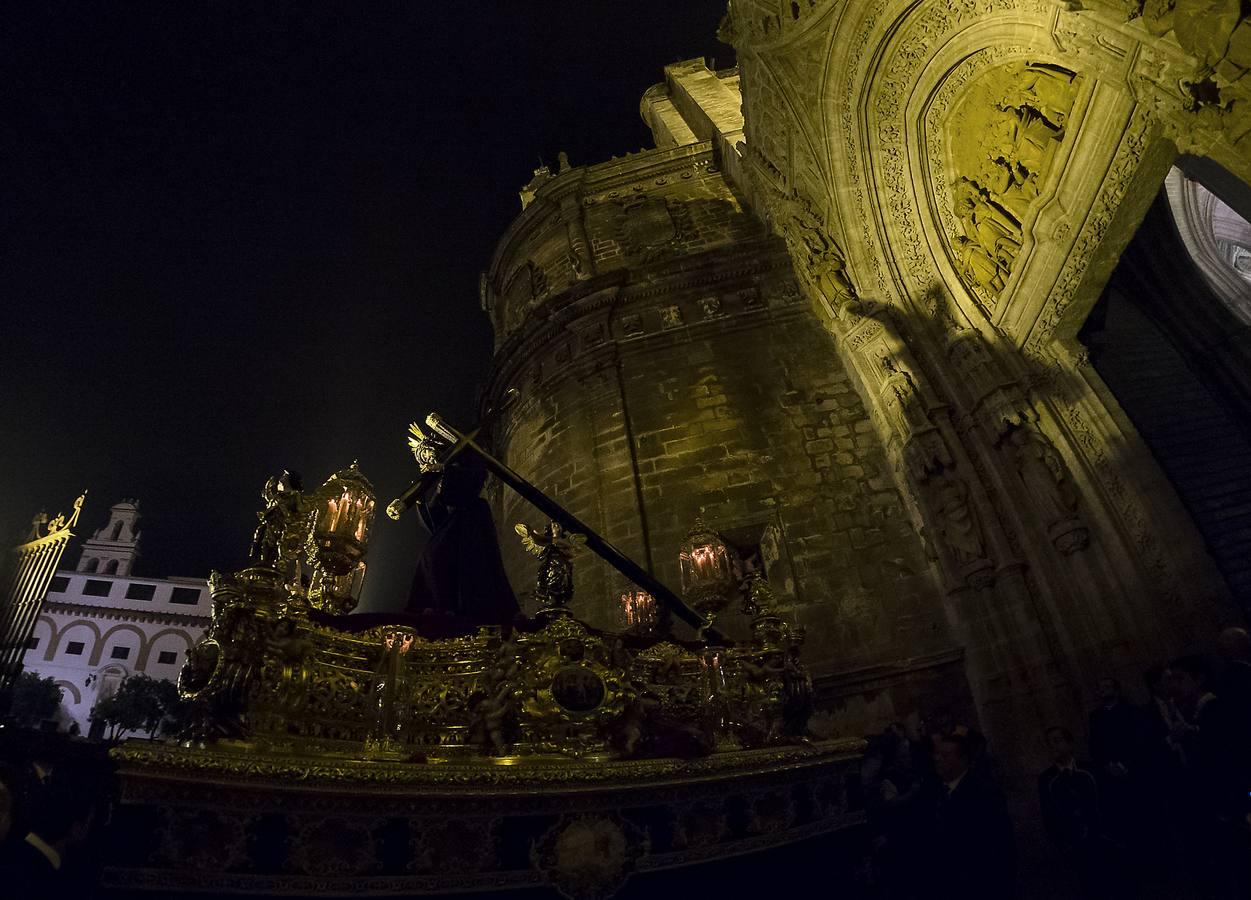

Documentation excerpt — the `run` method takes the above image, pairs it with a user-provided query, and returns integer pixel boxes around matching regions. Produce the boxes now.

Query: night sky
[1,2,730,610]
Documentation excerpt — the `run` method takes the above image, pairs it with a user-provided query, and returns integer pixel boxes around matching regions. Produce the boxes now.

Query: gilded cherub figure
[516,522,587,608]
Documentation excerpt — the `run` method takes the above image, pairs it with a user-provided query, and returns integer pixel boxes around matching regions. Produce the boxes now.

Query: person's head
[1045,726,1076,764]
[934,733,972,783]
[1217,627,1251,663]
[1165,656,1210,710]
[1096,677,1121,706]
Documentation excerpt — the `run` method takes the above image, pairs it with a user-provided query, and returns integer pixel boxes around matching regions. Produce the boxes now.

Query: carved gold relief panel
[936,61,1080,308]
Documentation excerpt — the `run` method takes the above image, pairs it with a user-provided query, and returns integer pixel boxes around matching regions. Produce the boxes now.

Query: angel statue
[399,422,520,635]
[515,521,586,609]
[250,470,303,566]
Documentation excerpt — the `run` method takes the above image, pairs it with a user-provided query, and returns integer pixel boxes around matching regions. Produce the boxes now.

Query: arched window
[111,520,125,541]
[83,558,100,574]
[1166,164,1251,325]
[102,559,119,575]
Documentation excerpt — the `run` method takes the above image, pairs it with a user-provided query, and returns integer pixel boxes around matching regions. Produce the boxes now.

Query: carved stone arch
[46,619,101,661]
[137,628,195,670]
[909,31,1085,328]
[91,623,148,667]
[847,2,1071,315]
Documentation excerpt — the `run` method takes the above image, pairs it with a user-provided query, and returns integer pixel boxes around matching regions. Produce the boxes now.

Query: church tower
[76,500,141,576]
[481,60,971,736]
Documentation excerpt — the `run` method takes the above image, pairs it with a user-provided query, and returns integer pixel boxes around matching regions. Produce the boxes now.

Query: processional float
[104,395,865,898]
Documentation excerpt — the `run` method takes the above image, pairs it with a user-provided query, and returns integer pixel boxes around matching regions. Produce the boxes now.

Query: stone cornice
[482,238,797,407]
[486,143,717,284]
[42,599,211,629]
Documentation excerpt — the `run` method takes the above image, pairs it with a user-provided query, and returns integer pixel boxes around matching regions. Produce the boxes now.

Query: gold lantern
[307,462,376,614]
[678,517,735,613]
[617,588,658,636]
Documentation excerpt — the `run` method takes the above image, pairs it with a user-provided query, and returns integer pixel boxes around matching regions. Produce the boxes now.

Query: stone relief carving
[611,197,693,263]
[877,355,998,591]
[945,329,1033,435]
[659,306,684,329]
[897,429,996,591]
[763,189,859,310]
[880,359,933,442]
[1002,425,1089,554]
[944,62,1079,302]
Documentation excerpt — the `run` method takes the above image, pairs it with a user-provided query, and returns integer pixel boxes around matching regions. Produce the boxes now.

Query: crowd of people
[0,629,1248,896]
[860,626,1251,899]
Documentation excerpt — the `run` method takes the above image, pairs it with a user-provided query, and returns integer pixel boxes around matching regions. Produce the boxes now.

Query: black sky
[0,2,731,610]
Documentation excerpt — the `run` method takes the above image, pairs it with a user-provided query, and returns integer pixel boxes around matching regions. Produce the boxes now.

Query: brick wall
[484,147,965,735]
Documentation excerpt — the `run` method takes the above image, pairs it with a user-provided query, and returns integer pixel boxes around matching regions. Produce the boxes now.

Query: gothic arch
[46,620,101,661]
[137,628,195,670]
[90,623,148,667]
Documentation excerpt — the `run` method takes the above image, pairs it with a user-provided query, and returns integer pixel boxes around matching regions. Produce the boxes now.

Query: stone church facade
[481,0,1251,780]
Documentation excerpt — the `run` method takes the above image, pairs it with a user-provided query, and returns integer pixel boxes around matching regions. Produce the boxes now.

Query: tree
[90,674,182,741]
[8,672,64,728]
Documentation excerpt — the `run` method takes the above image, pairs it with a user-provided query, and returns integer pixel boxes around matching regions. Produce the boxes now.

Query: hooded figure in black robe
[405,456,520,636]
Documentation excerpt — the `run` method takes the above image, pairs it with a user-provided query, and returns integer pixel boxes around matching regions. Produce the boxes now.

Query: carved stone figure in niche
[1004,425,1089,554]
[947,330,1032,432]
[772,191,858,302]
[953,179,1021,296]
[880,358,933,441]
[924,468,995,588]
[250,470,303,566]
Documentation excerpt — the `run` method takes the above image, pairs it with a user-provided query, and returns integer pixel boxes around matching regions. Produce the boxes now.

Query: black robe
[405,460,519,634]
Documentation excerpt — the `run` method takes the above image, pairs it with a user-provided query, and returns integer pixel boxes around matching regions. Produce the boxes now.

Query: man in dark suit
[1166,654,1251,895]
[923,731,1016,899]
[1038,726,1129,897]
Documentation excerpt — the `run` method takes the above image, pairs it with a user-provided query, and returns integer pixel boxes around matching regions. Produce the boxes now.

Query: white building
[21,501,211,735]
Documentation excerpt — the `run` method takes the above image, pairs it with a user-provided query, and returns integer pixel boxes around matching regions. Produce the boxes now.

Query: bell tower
[77,499,141,576]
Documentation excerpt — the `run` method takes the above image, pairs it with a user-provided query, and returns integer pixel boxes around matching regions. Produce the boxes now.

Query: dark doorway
[1081,164,1251,621]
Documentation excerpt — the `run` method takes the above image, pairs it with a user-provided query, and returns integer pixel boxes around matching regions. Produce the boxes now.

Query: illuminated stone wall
[482,102,969,735]
[718,0,1249,783]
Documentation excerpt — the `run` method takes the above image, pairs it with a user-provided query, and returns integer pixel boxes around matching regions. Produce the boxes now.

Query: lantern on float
[678,516,735,613]
[617,588,658,636]
[309,462,376,578]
